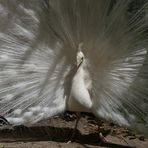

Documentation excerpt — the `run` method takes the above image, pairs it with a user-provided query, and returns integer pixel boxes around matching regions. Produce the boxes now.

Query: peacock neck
[75,63,84,79]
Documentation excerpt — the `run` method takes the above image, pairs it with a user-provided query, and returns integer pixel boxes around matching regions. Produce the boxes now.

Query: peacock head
[76,43,84,67]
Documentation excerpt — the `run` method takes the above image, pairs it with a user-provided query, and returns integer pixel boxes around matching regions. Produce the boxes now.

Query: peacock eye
[81,57,83,60]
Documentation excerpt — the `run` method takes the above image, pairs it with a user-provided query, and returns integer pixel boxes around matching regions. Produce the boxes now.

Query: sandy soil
[0,112,147,148]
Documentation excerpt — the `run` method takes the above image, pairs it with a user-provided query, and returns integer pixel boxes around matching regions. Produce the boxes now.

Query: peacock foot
[99,132,108,143]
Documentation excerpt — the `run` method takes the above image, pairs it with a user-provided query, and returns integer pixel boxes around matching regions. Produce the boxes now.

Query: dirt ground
[0,112,147,148]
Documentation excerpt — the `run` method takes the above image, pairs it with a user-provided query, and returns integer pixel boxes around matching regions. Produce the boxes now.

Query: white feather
[6,117,24,125]
[13,109,22,116]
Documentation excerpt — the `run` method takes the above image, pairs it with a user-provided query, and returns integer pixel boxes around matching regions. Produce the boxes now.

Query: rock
[139,136,145,141]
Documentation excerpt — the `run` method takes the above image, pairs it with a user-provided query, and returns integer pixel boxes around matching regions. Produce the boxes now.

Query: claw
[99,132,108,143]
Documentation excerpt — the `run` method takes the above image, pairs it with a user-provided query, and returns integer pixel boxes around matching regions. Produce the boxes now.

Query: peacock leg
[67,112,81,143]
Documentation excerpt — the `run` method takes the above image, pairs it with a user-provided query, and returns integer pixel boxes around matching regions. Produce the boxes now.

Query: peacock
[0,0,148,141]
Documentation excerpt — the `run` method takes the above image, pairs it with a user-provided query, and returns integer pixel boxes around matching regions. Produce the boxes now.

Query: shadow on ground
[0,124,134,148]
